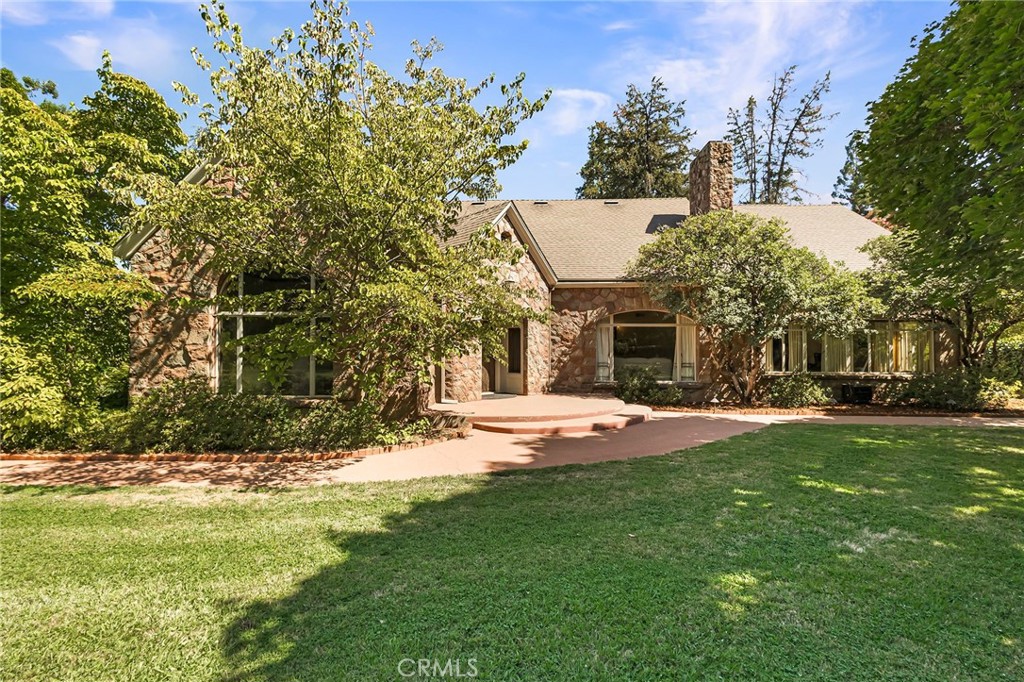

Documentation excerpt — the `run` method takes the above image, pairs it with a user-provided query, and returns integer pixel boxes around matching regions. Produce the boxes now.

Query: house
[115,141,958,405]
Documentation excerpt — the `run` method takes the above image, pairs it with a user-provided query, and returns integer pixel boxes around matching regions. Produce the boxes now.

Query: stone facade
[440,213,552,402]
[128,230,219,396]
[689,141,733,215]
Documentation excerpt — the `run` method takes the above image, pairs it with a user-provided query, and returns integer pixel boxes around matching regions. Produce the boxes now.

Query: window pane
[854,334,870,372]
[771,337,788,372]
[507,327,522,374]
[870,322,891,372]
[807,336,823,372]
[243,272,309,296]
[614,310,675,325]
[614,326,675,380]
[218,317,237,394]
[314,358,334,396]
[239,316,311,395]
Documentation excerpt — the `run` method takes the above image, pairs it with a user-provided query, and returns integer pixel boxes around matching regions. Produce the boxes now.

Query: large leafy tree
[832,129,871,216]
[577,77,695,199]
[862,1,1023,292]
[863,232,1024,368]
[132,0,548,414]
[1,60,184,447]
[726,66,834,204]
[629,210,868,403]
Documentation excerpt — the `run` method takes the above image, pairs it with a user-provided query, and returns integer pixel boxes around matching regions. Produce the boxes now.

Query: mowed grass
[3,425,1024,681]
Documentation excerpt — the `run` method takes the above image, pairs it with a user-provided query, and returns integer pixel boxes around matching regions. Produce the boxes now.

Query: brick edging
[652,406,1024,418]
[0,432,464,463]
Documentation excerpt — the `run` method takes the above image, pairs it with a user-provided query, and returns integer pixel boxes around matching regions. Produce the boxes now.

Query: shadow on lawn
[219,425,1024,681]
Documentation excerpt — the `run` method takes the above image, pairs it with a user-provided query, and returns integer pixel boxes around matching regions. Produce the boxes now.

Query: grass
[2,424,1024,681]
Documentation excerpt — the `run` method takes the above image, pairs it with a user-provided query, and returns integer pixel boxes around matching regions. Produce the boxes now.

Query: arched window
[216,273,333,396]
[595,311,698,382]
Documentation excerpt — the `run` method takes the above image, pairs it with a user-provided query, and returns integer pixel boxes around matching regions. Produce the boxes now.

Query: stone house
[115,141,958,405]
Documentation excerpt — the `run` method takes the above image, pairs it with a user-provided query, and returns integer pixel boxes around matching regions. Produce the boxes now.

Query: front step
[473,405,652,435]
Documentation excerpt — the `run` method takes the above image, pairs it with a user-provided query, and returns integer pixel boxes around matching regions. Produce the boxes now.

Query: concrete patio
[2,412,1021,488]
[429,393,652,434]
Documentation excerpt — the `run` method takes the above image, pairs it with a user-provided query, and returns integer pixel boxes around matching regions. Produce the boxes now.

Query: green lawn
[3,425,1024,681]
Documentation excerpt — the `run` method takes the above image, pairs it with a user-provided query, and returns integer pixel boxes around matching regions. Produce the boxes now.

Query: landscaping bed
[651,399,1024,418]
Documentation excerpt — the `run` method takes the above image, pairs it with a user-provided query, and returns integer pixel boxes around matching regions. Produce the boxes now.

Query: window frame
[764,322,936,375]
[595,311,699,383]
[215,274,332,397]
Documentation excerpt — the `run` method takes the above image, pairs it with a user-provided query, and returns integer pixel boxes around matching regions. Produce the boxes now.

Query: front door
[497,325,524,394]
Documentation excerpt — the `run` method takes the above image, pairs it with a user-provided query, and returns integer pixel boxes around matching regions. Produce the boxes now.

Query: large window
[596,311,697,382]
[217,273,333,396]
[766,322,934,375]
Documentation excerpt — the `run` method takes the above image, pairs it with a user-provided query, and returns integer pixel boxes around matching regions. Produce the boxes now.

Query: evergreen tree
[577,77,695,199]
[726,66,834,204]
[832,129,870,215]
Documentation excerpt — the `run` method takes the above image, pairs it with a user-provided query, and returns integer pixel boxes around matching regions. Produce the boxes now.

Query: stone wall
[441,215,552,402]
[128,230,219,396]
[689,141,733,215]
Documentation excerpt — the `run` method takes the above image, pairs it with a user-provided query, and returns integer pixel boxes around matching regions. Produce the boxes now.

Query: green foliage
[1,59,185,449]
[726,66,834,204]
[831,129,871,216]
[613,366,661,404]
[132,0,547,416]
[87,377,433,453]
[862,1,1024,293]
[862,231,1024,366]
[765,373,832,408]
[882,369,1020,412]
[987,336,1024,397]
[577,77,695,199]
[629,209,870,403]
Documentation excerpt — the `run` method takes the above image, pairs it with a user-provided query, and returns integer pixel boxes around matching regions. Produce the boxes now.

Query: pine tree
[832,129,871,215]
[577,77,695,199]
[726,66,834,204]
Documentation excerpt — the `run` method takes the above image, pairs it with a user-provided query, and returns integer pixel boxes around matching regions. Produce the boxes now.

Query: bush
[765,373,832,408]
[884,368,1020,411]
[988,337,1024,396]
[613,366,688,406]
[84,377,433,454]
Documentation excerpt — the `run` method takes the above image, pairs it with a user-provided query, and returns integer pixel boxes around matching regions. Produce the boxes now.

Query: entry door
[497,326,524,394]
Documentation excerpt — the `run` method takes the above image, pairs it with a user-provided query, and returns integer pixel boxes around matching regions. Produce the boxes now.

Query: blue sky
[2,0,951,201]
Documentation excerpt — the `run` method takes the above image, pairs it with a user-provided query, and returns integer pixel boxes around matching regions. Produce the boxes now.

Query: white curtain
[823,336,854,373]
[596,323,613,381]
[788,329,806,372]
[678,322,697,380]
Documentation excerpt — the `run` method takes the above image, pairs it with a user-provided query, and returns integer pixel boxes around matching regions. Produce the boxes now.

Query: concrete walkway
[2,413,1021,488]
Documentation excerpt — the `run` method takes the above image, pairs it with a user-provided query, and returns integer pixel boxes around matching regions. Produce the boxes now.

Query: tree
[832,129,871,216]
[577,77,695,199]
[862,231,1024,368]
[726,66,834,204]
[628,210,868,403]
[131,0,548,415]
[0,60,183,447]
[862,1,1024,293]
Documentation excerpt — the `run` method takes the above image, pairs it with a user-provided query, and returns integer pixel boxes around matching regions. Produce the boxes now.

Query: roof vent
[533,201,548,205]
[603,200,619,205]
[470,201,486,205]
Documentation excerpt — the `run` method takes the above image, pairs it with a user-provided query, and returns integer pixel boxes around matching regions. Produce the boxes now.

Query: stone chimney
[688,140,733,215]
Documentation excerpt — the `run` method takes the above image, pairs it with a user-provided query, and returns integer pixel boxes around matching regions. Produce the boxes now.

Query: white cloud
[54,33,104,69]
[603,20,636,32]
[51,18,178,77]
[544,88,613,136]
[603,1,878,139]
[2,0,115,26]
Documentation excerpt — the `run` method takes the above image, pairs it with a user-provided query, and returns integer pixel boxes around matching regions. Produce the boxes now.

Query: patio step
[472,405,652,435]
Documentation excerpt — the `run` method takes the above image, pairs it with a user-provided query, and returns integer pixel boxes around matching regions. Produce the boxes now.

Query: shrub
[93,376,296,453]
[765,373,832,408]
[884,368,1020,411]
[613,366,660,404]
[988,337,1024,396]
[84,377,434,454]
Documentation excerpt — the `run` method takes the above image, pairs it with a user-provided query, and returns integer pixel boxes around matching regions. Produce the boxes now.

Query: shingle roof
[458,198,888,281]
[448,202,511,246]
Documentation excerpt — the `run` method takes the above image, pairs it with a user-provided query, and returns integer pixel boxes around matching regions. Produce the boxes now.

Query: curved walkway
[2,413,1021,488]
